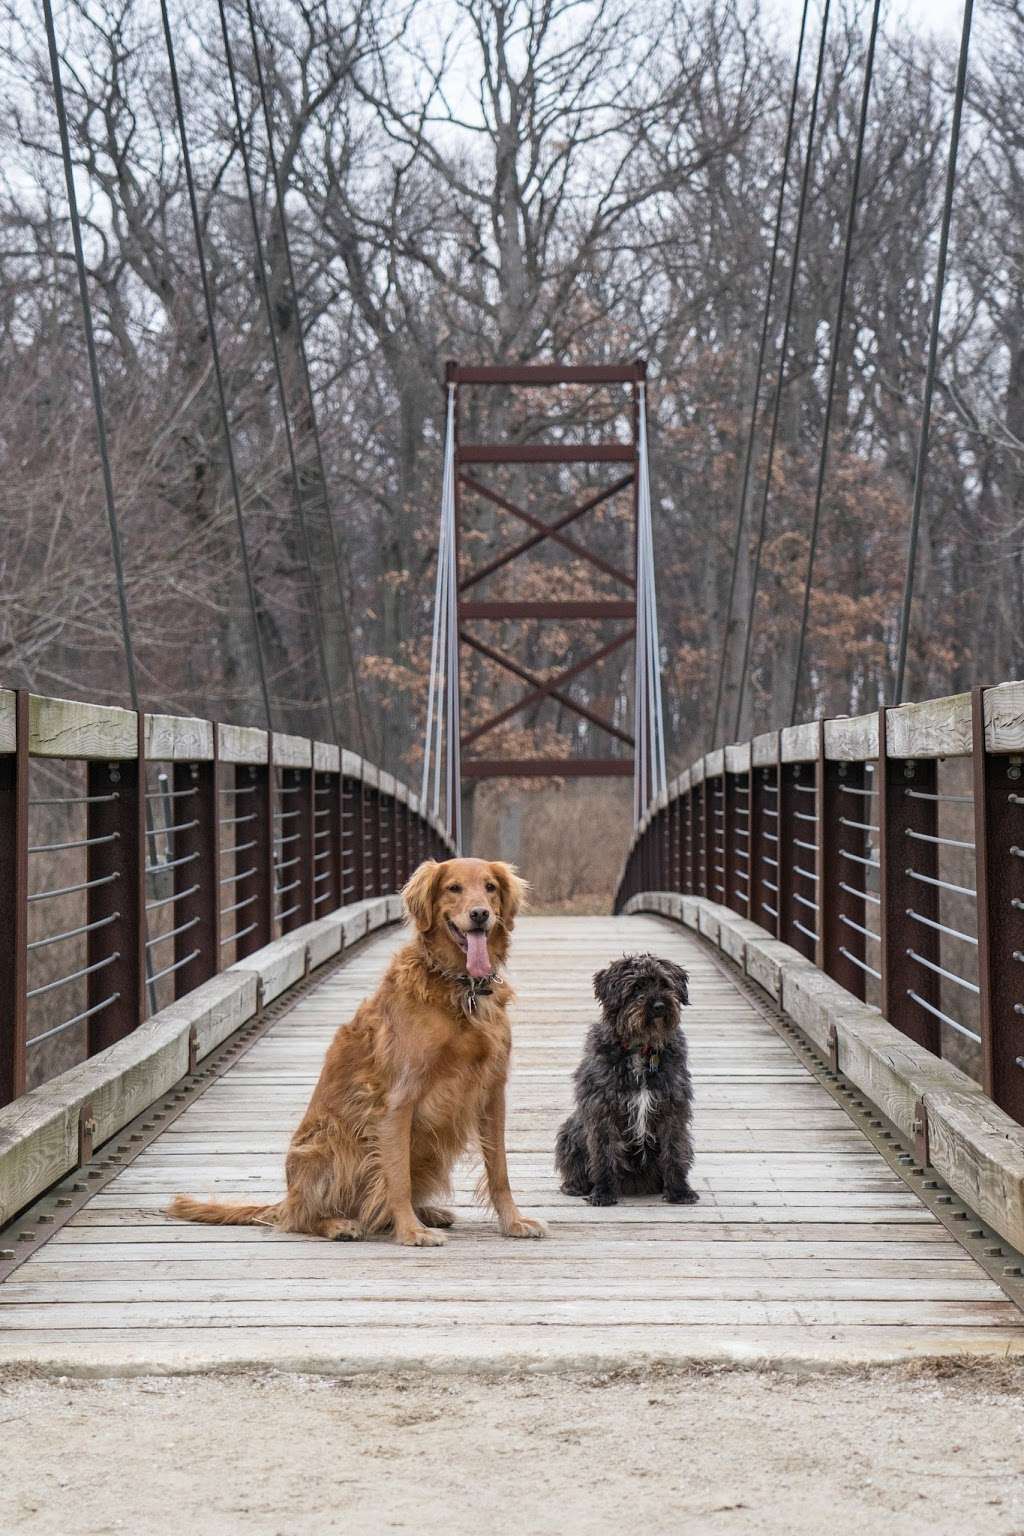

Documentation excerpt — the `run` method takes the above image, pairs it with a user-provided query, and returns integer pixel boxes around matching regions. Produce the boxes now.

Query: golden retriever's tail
[166,1194,281,1227]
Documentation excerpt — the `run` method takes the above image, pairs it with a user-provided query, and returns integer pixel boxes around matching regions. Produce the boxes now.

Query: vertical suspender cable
[158,0,274,733]
[733,0,832,744]
[893,0,974,705]
[214,0,338,744]
[708,0,811,750]
[41,0,140,713]
[240,0,366,752]
[634,385,667,820]
[788,0,882,725]
[422,387,454,813]
[446,443,462,852]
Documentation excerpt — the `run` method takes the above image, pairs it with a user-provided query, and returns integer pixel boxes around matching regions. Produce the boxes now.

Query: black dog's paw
[664,1185,700,1205]
[587,1187,619,1207]
[561,1182,590,1198]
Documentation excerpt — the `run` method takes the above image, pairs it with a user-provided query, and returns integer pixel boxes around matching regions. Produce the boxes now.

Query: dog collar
[623,1042,661,1079]
[425,959,501,1012]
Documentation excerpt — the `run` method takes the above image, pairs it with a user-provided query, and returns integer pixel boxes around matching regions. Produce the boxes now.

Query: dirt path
[2,1364,1023,1535]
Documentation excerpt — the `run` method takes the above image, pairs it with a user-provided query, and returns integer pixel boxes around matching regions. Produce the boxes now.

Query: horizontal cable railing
[615,682,1024,1127]
[0,688,453,1107]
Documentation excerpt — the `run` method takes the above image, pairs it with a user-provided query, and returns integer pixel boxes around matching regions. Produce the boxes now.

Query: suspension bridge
[3,0,1024,1377]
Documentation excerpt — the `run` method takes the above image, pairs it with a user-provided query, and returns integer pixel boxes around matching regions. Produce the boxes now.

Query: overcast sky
[771,0,966,40]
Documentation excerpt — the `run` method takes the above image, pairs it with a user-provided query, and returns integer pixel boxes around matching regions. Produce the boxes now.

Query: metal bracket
[827,1022,839,1073]
[77,1100,96,1166]
[913,1097,930,1169]
[188,1025,199,1075]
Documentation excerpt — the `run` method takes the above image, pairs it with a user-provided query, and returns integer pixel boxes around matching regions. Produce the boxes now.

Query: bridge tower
[423,360,662,849]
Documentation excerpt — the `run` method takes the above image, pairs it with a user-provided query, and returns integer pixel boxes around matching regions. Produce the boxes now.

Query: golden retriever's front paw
[395,1224,447,1248]
[500,1213,548,1239]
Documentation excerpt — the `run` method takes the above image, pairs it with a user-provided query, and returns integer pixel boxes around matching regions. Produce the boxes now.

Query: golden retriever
[167,858,545,1246]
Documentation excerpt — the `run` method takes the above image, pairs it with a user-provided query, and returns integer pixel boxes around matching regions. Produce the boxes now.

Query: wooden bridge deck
[2,914,1022,1372]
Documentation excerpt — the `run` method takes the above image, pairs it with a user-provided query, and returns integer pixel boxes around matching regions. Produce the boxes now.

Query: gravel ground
[2,1362,1023,1535]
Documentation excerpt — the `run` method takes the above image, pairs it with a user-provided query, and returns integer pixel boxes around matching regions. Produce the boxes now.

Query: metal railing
[0,688,452,1107]
[615,682,1024,1126]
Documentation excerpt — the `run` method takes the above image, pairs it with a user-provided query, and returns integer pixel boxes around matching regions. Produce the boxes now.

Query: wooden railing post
[816,722,868,1000]
[778,757,816,961]
[0,690,28,1104]
[878,707,941,1052]
[172,747,220,998]
[972,685,1024,1123]
[235,759,273,960]
[87,712,146,1052]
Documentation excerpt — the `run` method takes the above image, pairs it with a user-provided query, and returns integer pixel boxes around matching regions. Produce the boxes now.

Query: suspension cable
[214,0,339,744]
[789,0,882,726]
[708,0,811,750]
[40,0,139,712]
[733,0,832,743]
[158,0,273,733]
[893,0,974,705]
[240,0,366,752]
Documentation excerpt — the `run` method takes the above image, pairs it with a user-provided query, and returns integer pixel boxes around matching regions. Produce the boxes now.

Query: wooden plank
[885,692,972,759]
[3,911,1020,1370]
[984,679,1024,754]
[780,721,819,764]
[28,693,137,759]
[218,724,268,765]
[145,714,214,762]
[823,713,878,761]
[0,689,15,754]
[272,732,312,769]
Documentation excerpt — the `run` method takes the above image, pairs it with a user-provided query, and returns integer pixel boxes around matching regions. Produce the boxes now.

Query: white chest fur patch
[628,1083,655,1145]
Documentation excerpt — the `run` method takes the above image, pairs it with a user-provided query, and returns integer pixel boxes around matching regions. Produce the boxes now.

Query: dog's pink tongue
[465,930,491,979]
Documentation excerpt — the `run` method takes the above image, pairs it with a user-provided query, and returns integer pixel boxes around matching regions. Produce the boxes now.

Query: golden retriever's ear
[403,859,441,933]
[491,861,528,930]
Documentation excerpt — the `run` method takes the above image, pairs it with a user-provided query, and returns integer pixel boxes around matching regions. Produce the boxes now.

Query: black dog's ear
[593,965,614,1007]
[661,959,690,1007]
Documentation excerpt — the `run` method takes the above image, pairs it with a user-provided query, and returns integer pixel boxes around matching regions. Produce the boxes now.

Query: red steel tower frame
[447,359,644,797]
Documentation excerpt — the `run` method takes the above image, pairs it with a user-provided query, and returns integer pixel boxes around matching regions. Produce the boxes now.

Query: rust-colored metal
[972,685,1024,1123]
[460,475,634,590]
[817,721,868,1000]
[451,360,641,792]
[172,747,221,998]
[458,443,634,464]
[235,761,273,960]
[451,364,645,385]
[878,706,941,1053]
[87,712,146,1052]
[0,689,28,1105]
[778,761,815,961]
[460,629,634,748]
[462,758,634,780]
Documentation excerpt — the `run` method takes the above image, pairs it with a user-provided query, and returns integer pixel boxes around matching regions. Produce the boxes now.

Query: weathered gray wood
[780,721,819,763]
[145,714,214,762]
[751,731,779,768]
[218,724,268,765]
[885,692,972,759]
[0,689,15,753]
[271,731,312,769]
[29,694,137,759]
[313,741,339,773]
[984,679,1024,754]
[823,714,878,762]
[724,742,751,774]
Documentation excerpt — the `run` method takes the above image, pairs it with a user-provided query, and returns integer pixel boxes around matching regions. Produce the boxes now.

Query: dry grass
[470,781,632,908]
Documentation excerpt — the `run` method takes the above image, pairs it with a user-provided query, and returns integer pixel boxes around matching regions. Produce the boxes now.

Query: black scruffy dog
[555,953,697,1207]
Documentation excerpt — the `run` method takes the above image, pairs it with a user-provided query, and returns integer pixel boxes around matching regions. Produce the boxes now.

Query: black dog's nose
[651,999,668,1017]
[469,907,491,930]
